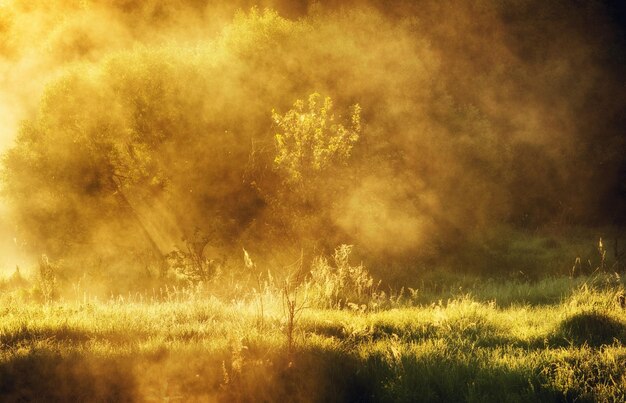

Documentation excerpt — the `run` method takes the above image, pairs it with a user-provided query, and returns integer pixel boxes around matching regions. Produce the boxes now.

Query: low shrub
[306,245,381,309]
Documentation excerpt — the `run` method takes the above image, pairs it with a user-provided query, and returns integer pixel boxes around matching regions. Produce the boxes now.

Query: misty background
[0,0,625,292]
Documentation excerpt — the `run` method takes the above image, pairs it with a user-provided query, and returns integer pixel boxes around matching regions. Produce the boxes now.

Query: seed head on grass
[243,248,255,269]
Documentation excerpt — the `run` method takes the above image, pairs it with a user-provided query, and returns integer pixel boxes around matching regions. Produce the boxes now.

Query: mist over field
[2,1,626,401]
[1,0,625,289]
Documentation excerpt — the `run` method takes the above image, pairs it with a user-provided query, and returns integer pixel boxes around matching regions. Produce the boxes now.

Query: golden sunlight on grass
[0,0,625,401]
[1,274,626,401]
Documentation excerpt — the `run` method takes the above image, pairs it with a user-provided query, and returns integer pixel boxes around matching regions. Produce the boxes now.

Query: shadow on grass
[309,311,626,353]
[307,316,510,348]
[0,343,619,402]
[0,346,373,403]
[0,325,154,347]
[551,311,626,347]
[0,352,136,402]
[216,346,561,402]
[1,312,624,401]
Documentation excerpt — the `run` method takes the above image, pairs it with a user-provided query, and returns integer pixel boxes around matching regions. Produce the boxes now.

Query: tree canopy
[1,3,624,287]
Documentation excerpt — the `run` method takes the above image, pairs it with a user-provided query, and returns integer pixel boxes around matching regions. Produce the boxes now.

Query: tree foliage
[1,3,624,286]
[273,93,361,185]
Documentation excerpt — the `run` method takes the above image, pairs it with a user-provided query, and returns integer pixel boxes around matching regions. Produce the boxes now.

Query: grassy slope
[1,277,626,402]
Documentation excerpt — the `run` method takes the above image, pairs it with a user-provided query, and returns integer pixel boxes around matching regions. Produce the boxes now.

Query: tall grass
[1,264,626,401]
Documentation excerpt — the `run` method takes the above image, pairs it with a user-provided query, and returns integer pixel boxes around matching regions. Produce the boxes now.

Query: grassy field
[1,273,626,402]
[1,1,625,401]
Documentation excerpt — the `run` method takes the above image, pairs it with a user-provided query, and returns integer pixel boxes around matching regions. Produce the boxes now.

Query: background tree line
[1,1,624,290]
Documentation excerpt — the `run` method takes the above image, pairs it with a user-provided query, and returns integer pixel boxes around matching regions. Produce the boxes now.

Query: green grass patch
[1,274,626,401]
